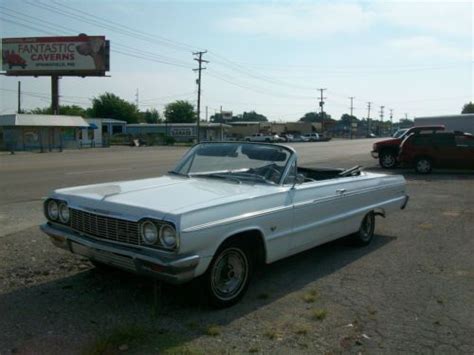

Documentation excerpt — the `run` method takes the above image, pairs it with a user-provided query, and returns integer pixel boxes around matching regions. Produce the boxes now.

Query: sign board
[170,128,193,137]
[1,34,110,76]
[222,111,233,120]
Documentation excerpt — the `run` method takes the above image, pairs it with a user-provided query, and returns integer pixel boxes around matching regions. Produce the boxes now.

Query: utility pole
[318,88,327,133]
[135,88,139,109]
[389,108,394,134]
[367,102,372,136]
[193,50,208,143]
[51,75,60,115]
[349,96,355,139]
[205,106,208,122]
[379,105,385,136]
[17,81,21,114]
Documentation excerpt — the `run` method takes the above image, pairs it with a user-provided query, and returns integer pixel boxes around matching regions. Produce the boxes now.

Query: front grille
[70,208,140,246]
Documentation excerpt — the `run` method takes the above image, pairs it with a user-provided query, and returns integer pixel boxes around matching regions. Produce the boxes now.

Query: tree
[299,112,333,123]
[164,100,195,123]
[340,113,358,124]
[29,105,87,117]
[461,102,474,114]
[241,111,268,122]
[141,108,162,123]
[88,92,140,123]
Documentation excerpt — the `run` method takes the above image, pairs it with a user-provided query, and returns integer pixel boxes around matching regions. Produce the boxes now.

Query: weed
[311,309,327,321]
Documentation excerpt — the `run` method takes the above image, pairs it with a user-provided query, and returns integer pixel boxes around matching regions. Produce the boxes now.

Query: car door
[454,135,474,169]
[289,176,364,254]
[431,134,457,168]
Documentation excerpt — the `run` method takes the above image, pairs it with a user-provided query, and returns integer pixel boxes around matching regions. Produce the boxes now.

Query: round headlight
[160,225,177,249]
[59,203,70,223]
[141,221,158,245]
[47,200,59,220]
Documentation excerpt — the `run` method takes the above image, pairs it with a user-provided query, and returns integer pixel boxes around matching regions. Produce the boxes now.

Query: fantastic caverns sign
[2,35,109,75]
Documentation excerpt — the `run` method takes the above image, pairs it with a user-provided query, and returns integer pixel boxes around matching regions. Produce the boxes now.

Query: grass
[263,329,279,340]
[248,346,259,353]
[205,324,221,336]
[302,289,319,303]
[311,309,327,321]
[83,325,203,355]
[295,326,310,335]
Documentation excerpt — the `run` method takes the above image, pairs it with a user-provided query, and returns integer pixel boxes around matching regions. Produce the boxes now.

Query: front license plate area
[70,242,136,271]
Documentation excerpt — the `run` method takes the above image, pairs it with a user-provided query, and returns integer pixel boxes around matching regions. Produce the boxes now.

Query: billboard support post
[51,75,60,115]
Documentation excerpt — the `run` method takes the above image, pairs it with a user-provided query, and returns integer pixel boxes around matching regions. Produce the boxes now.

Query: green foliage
[164,100,195,123]
[28,105,87,117]
[141,108,162,123]
[461,101,474,114]
[299,112,333,123]
[89,92,140,123]
[340,113,358,123]
[241,110,268,122]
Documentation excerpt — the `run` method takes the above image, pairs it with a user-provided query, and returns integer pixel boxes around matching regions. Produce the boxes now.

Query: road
[1,139,473,354]
[0,139,377,237]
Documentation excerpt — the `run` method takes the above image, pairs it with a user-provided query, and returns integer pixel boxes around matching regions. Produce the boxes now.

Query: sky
[0,0,473,122]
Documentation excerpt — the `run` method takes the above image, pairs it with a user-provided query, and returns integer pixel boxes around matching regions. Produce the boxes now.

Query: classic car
[40,142,409,307]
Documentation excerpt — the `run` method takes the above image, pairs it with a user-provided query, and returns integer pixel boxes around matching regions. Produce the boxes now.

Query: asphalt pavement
[0,139,473,354]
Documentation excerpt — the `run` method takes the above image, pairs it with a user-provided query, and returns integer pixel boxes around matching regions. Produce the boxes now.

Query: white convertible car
[41,142,408,307]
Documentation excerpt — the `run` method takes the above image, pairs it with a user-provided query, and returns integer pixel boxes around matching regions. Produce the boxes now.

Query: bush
[164,136,176,145]
[109,133,132,145]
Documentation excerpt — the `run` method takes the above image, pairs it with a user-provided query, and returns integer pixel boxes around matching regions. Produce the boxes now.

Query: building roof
[0,114,89,127]
[126,123,231,128]
[86,118,128,124]
[415,114,474,120]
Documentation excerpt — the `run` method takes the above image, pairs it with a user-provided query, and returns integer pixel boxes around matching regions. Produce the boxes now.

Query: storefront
[0,114,89,152]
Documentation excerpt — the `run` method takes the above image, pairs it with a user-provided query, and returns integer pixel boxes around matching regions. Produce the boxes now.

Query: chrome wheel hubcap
[211,248,248,301]
[417,160,430,173]
[382,154,395,167]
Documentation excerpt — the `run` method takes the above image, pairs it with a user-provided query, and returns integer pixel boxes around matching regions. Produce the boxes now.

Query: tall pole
[389,108,394,134]
[379,105,385,136]
[51,75,60,115]
[318,88,327,133]
[206,106,208,122]
[367,102,372,136]
[349,96,355,139]
[17,81,21,114]
[193,50,208,143]
[135,88,139,109]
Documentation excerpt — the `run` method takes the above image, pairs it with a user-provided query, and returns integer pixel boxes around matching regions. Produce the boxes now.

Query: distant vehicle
[292,134,310,142]
[302,132,332,142]
[279,133,294,142]
[244,133,284,143]
[399,131,474,174]
[366,133,377,138]
[371,125,445,168]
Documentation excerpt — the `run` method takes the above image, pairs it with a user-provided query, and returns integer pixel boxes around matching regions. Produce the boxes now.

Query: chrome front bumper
[40,223,200,284]
[371,150,379,159]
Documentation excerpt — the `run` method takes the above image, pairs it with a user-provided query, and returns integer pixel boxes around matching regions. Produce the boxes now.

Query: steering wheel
[263,165,281,183]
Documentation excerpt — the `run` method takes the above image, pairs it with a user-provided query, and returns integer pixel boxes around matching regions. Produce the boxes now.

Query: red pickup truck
[371,125,445,168]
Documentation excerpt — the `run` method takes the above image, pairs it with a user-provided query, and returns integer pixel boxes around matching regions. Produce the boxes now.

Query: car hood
[374,137,402,146]
[52,175,282,220]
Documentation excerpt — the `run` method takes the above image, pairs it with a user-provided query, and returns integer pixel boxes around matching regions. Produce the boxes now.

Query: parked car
[302,133,320,141]
[292,134,310,142]
[40,142,409,307]
[279,133,294,142]
[399,131,474,174]
[371,125,445,168]
[244,133,284,143]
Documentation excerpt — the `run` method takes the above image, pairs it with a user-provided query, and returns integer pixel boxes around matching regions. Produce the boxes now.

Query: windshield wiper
[191,172,241,184]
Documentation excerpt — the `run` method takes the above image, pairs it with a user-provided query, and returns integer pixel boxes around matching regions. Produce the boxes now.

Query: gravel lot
[1,140,473,354]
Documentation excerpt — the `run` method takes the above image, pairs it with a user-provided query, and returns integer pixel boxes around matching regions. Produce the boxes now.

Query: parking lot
[1,139,473,354]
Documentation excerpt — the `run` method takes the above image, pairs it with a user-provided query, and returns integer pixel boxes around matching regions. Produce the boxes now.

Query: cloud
[219,3,377,39]
[373,1,472,38]
[387,36,471,60]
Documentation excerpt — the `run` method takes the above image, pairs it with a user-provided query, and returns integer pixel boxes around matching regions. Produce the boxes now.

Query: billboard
[1,34,110,76]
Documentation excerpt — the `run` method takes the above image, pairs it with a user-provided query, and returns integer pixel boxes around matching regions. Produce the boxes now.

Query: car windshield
[392,129,408,138]
[171,142,293,184]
